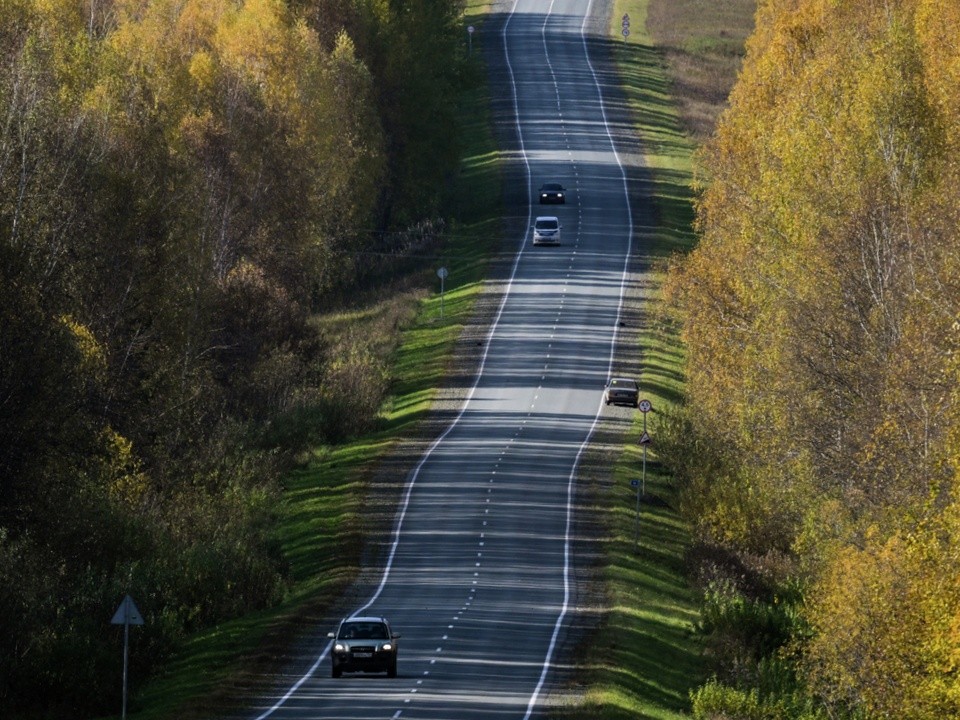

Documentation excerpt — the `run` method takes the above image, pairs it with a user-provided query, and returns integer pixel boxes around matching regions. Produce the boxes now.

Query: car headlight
[381,643,393,651]
[335,642,346,651]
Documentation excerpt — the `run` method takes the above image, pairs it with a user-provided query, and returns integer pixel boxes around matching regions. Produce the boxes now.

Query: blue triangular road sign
[111,595,144,626]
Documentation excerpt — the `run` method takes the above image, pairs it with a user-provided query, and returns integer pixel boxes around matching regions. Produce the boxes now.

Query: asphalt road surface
[247,1,636,718]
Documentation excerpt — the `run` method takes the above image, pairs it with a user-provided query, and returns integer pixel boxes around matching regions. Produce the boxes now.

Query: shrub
[698,578,801,681]
[692,662,833,720]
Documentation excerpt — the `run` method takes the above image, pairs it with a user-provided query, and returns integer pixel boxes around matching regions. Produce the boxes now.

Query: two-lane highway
[248,2,636,718]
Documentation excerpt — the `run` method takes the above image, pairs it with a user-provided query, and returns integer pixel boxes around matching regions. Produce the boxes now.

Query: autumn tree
[665,0,960,716]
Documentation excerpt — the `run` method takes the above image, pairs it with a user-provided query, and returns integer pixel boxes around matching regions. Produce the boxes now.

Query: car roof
[609,377,638,385]
[535,215,559,222]
[342,616,388,624]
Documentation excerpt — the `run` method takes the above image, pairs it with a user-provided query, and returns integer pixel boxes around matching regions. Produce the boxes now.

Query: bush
[693,680,766,720]
[697,577,801,682]
[318,345,389,443]
[692,664,833,720]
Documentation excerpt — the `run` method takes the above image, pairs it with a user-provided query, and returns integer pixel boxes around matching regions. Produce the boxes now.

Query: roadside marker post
[437,266,448,319]
[634,399,653,550]
[111,595,144,720]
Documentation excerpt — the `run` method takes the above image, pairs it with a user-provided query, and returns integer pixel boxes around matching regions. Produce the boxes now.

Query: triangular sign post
[635,400,653,550]
[111,595,144,720]
[111,595,144,626]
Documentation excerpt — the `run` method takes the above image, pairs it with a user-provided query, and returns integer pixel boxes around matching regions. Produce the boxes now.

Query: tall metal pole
[122,615,130,720]
[641,411,647,496]
[112,594,143,720]
[634,476,641,549]
[634,412,646,550]
[634,398,653,551]
[437,267,448,320]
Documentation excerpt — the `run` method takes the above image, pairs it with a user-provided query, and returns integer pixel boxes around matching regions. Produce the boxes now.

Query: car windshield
[339,622,389,640]
[536,219,559,230]
[542,183,563,191]
[610,379,636,389]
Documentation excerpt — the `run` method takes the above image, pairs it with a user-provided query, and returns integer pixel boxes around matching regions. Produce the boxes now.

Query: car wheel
[332,664,342,678]
[388,660,397,678]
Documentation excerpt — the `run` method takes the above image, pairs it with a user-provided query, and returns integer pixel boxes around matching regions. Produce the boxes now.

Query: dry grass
[646,0,757,141]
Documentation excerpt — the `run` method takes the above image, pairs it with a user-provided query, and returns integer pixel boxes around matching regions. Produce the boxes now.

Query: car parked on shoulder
[328,616,400,678]
[604,378,640,408]
[538,182,566,204]
[533,216,562,245]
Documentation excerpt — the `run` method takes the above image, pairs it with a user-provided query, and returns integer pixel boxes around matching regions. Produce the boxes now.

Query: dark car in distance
[538,182,566,204]
[328,616,400,678]
[604,378,640,408]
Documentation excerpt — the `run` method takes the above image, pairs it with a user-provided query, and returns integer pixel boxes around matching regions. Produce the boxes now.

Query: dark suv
[327,616,400,678]
[538,182,566,204]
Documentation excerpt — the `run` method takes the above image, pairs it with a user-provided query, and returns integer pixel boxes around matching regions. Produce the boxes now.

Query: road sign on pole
[634,398,653,551]
[437,266,448,319]
[111,595,144,626]
[112,595,144,720]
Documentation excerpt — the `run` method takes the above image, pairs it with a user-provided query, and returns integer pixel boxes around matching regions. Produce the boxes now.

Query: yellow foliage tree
[804,507,960,717]
[667,0,960,714]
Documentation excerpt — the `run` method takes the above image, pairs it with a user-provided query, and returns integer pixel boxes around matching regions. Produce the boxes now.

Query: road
[248,1,636,718]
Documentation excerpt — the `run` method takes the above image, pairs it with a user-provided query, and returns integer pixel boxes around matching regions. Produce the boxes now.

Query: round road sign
[638,399,652,413]
[621,27,630,38]
[437,266,448,279]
